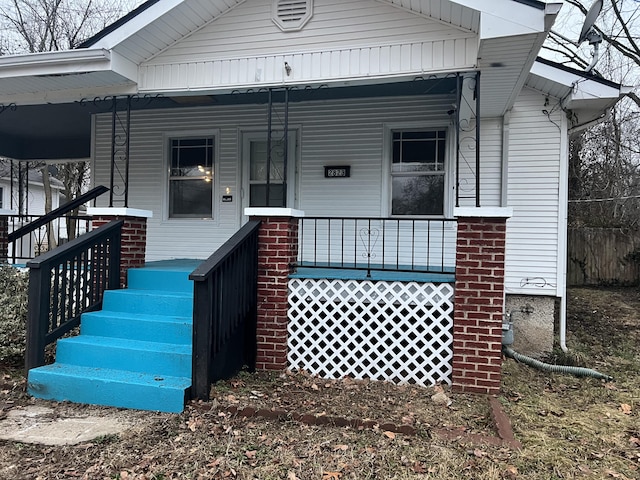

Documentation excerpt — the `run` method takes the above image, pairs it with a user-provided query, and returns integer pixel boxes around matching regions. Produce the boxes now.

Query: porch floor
[291,266,455,283]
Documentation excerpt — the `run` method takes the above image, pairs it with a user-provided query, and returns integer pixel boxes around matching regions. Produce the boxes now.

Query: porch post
[0,209,13,263]
[87,207,152,288]
[452,207,512,395]
[246,207,304,371]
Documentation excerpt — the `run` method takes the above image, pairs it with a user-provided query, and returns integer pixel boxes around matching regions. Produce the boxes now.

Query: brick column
[246,207,304,371]
[452,207,512,395]
[88,207,153,288]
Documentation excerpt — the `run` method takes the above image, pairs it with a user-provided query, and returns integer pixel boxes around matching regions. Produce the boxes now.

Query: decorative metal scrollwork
[0,103,17,115]
[78,94,163,207]
[359,227,380,262]
[455,72,481,207]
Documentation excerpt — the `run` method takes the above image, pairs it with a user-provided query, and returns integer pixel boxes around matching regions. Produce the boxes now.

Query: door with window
[242,131,297,215]
[391,129,447,216]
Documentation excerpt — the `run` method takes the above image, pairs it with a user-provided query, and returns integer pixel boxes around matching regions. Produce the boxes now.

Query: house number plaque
[324,166,351,178]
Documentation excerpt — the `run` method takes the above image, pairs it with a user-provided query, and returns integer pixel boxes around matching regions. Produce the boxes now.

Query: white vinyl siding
[92,94,455,261]
[456,117,502,208]
[505,88,563,296]
[139,0,477,92]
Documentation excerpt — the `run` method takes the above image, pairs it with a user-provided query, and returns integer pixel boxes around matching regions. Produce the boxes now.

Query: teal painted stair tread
[28,259,202,413]
[28,364,190,413]
[81,310,192,345]
[127,268,194,293]
[101,289,193,317]
[56,335,192,378]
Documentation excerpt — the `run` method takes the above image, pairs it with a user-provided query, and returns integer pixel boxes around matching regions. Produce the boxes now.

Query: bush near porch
[0,266,27,365]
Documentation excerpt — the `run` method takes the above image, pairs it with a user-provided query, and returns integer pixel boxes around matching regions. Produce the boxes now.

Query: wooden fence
[568,228,640,286]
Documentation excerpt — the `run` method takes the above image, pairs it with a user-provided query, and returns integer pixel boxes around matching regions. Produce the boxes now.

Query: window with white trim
[0,186,3,209]
[391,130,446,216]
[168,137,214,219]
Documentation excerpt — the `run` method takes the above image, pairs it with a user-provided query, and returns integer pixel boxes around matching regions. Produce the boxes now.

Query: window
[391,130,446,216]
[0,186,3,209]
[249,139,287,207]
[168,137,214,218]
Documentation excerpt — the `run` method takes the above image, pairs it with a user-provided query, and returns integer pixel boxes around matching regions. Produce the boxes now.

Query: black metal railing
[297,217,458,276]
[8,185,109,263]
[25,219,123,371]
[190,220,261,400]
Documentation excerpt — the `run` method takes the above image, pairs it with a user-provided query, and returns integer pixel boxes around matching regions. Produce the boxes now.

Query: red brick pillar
[452,208,512,395]
[0,211,10,263]
[246,208,304,371]
[88,208,152,288]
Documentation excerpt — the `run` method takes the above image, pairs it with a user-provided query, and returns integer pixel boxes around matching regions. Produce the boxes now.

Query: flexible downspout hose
[503,347,614,382]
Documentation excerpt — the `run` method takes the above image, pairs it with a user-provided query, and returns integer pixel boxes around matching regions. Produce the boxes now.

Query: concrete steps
[27,260,199,413]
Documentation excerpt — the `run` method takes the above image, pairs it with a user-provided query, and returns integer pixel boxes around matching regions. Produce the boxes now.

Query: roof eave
[528,59,630,125]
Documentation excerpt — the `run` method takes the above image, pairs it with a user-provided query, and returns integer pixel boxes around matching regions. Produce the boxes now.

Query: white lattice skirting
[287,278,454,386]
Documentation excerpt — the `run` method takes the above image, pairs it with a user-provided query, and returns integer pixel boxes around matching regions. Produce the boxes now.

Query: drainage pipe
[503,347,613,382]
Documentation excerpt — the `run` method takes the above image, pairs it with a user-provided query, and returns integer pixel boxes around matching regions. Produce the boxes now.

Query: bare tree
[545,0,639,107]
[0,0,139,244]
[543,1,640,229]
[0,0,138,53]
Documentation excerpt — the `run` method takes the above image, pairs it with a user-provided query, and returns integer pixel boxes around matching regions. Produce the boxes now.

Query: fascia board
[110,51,139,82]
[0,49,112,78]
[88,0,184,49]
[530,61,626,105]
[451,0,547,37]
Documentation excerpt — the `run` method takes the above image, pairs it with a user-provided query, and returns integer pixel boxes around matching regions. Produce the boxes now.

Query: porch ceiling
[0,77,457,161]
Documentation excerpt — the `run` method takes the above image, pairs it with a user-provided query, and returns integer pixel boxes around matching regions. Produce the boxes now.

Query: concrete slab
[0,405,137,446]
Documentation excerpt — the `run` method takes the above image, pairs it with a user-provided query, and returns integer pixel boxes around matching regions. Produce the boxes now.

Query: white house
[0,0,630,409]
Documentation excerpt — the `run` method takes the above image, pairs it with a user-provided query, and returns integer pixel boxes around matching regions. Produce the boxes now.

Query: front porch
[6,204,509,412]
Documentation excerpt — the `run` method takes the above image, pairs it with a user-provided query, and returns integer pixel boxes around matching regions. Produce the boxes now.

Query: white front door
[242,131,297,218]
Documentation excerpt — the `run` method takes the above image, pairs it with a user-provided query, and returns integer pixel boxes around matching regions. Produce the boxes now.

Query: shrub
[0,265,28,365]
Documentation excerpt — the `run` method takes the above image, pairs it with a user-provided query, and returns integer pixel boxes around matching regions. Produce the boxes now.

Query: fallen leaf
[630,437,640,447]
[287,472,300,480]
[311,383,320,391]
[383,431,396,439]
[333,444,348,451]
[412,462,427,473]
[322,472,342,479]
[245,450,257,460]
[605,469,622,478]
[473,449,487,458]
[620,404,633,415]
[504,465,518,478]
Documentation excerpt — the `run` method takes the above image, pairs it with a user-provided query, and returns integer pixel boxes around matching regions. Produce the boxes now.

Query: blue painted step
[55,336,191,378]
[28,364,191,413]
[27,260,201,413]
[81,311,191,345]
[102,290,193,317]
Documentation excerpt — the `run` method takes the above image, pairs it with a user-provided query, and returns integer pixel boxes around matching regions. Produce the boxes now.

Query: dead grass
[0,286,639,479]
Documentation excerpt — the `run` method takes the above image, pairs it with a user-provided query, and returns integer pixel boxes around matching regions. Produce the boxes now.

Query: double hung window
[168,137,214,219]
[391,130,446,216]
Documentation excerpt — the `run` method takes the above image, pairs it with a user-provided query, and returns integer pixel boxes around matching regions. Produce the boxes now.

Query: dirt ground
[0,287,639,480]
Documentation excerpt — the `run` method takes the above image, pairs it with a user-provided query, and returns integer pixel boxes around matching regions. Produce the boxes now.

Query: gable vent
[272,0,313,32]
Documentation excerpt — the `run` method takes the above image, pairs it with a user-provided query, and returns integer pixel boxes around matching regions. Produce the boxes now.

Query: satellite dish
[578,0,603,44]
[577,0,603,72]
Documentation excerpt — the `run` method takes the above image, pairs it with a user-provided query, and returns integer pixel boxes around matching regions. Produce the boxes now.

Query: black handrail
[25,219,123,371]
[190,220,261,400]
[8,185,108,243]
